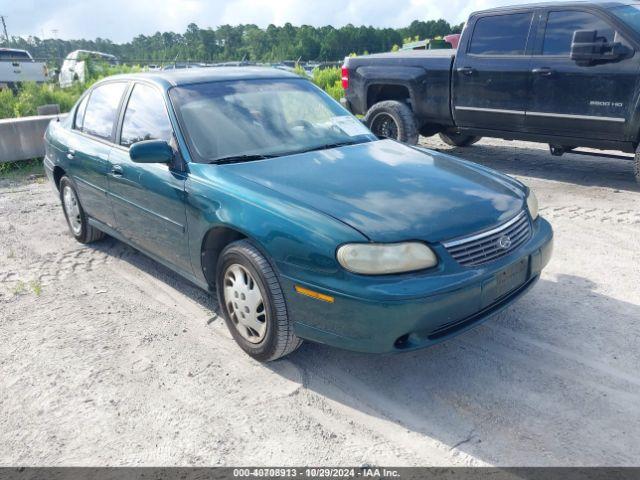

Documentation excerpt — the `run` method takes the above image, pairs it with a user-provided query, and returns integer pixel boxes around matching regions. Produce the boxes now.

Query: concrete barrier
[0,114,68,164]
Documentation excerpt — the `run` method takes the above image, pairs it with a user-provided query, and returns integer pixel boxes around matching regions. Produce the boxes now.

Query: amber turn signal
[295,285,334,303]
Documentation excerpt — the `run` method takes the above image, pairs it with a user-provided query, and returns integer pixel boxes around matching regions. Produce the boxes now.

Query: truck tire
[635,145,640,184]
[364,101,419,145]
[439,131,481,147]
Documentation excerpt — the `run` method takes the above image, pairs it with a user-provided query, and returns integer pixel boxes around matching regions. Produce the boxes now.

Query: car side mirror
[129,139,174,163]
[571,30,601,64]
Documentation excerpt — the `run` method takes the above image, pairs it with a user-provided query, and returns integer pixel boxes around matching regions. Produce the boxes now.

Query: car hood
[222,140,526,243]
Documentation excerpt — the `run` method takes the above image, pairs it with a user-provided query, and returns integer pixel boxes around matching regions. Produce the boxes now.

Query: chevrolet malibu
[44,68,553,361]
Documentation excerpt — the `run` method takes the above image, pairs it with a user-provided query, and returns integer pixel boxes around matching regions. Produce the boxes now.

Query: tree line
[4,19,464,64]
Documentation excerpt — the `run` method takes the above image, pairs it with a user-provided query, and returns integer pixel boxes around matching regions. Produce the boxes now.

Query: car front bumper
[281,217,553,353]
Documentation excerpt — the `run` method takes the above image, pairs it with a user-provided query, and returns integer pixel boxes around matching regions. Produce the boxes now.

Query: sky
[0,0,534,42]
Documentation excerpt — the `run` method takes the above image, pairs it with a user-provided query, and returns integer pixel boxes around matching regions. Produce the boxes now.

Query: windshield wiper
[210,154,277,165]
[281,140,367,156]
[211,140,367,164]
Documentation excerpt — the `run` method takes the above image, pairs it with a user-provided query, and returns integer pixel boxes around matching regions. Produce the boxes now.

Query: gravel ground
[0,136,639,466]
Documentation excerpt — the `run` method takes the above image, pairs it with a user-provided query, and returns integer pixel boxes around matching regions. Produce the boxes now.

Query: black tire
[364,100,419,145]
[439,131,481,147]
[216,240,302,362]
[59,176,104,244]
[635,145,640,184]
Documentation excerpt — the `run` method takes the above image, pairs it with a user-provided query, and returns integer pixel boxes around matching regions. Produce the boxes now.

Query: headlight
[526,189,539,220]
[337,242,437,275]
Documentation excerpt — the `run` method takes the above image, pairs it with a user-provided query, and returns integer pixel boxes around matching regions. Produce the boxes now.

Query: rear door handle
[66,149,76,160]
[111,164,123,177]
[532,67,553,77]
[457,66,476,76]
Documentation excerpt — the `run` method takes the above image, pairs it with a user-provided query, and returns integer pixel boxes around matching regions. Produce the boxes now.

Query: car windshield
[609,4,640,33]
[169,78,376,164]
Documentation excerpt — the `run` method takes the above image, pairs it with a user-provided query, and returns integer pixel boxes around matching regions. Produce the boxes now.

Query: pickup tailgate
[0,61,47,83]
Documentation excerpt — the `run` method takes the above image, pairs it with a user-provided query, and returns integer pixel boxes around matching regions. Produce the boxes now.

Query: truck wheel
[439,131,481,147]
[216,240,303,362]
[635,145,640,184]
[364,101,419,145]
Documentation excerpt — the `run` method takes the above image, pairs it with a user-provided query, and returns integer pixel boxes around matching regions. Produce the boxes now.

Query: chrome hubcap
[62,186,82,235]
[223,264,267,343]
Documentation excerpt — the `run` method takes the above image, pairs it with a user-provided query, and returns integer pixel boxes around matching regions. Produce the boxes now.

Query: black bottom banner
[0,468,639,480]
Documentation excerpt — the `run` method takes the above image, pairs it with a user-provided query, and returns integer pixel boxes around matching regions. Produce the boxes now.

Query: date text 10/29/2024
[232,468,401,478]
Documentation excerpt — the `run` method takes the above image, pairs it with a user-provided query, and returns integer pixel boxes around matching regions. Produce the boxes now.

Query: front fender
[185,163,367,288]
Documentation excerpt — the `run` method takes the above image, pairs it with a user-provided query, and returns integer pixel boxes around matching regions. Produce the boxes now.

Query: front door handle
[532,67,553,77]
[66,149,76,160]
[111,164,123,177]
[457,66,476,76]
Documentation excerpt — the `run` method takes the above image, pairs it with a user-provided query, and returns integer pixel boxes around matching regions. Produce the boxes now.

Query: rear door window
[542,10,616,55]
[0,50,30,61]
[74,95,90,131]
[82,82,127,140]
[120,83,173,147]
[469,13,533,55]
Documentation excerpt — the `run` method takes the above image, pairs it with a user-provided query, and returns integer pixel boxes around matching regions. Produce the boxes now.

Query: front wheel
[364,100,419,145]
[216,240,302,362]
[439,131,481,147]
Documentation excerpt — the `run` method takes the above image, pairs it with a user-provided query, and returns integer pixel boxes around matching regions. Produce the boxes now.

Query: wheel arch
[366,83,412,111]
[53,166,66,191]
[200,226,249,287]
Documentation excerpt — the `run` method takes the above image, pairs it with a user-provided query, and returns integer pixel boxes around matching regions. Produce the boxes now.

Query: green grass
[12,281,26,296]
[29,280,43,296]
[0,159,44,182]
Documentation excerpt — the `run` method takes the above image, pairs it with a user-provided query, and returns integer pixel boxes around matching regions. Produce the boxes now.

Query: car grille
[443,211,531,267]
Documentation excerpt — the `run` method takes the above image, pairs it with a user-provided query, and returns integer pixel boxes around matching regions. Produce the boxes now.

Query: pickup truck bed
[344,50,455,130]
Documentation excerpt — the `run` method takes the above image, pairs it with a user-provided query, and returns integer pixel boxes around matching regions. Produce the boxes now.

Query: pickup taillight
[341,66,349,90]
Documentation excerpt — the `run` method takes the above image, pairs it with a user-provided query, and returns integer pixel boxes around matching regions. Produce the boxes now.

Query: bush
[0,80,86,119]
[311,67,344,101]
[0,88,16,119]
[11,82,83,117]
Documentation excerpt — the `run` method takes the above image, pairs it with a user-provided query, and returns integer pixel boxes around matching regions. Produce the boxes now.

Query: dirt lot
[1,136,639,466]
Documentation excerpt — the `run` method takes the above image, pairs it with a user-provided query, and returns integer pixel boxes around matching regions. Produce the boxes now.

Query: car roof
[65,49,118,60]
[98,66,300,90]
[471,0,635,16]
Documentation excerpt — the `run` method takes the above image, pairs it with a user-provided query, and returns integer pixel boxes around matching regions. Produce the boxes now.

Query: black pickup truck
[342,1,640,182]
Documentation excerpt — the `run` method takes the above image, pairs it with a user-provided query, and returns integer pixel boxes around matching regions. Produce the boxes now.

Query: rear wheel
[216,240,302,362]
[59,176,104,244]
[439,131,481,147]
[364,100,419,145]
